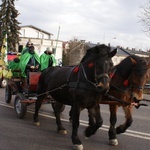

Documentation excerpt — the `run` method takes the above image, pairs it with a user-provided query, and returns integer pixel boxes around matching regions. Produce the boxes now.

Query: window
[40,33,44,39]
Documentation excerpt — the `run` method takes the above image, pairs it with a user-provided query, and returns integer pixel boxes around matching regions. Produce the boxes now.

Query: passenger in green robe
[8,58,20,77]
[40,47,56,71]
[21,42,33,55]
[19,46,40,78]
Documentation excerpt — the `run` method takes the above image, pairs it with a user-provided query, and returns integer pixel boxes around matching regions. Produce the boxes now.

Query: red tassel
[73,67,79,73]
[123,80,129,86]
[88,63,94,68]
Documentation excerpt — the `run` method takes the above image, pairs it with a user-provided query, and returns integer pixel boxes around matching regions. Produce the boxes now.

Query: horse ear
[130,57,137,64]
[110,48,117,58]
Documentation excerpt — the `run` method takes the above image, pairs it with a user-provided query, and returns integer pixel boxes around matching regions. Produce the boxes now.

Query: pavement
[143,94,150,101]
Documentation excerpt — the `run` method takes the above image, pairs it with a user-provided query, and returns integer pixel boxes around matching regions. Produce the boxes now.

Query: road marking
[1,101,150,140]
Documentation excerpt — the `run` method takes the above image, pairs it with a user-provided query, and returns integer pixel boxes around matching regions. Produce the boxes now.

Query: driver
[19,46,40,88]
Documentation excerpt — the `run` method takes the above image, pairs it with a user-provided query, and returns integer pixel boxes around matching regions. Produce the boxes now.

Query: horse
[86,55,150,146]
[33,44,117,150]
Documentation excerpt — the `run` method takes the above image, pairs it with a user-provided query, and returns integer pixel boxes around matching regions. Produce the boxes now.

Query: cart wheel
[5,84,12,103]
[51,103,65,113]
[14,93,27,119]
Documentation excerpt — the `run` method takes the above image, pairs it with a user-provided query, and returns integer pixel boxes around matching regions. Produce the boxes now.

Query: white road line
[1,101,150,140]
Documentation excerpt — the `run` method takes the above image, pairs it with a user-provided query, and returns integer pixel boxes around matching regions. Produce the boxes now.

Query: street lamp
[109,37,116,46]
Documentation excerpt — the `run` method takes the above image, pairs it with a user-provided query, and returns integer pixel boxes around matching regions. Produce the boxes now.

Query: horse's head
[127,56,150,103]
[81,44,117,93]
[112,55,150,105]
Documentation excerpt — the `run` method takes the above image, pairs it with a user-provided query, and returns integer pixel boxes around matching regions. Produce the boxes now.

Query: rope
[36,84,67,97]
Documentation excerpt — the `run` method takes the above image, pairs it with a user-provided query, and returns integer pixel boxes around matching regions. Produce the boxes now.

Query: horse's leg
[52,102,67,135]
[33,96,43,126]
[33,82,46,126]
[88,108,96,126]
[109,104,118,146]
[71,104,83,150]
[84,105,103,138]
[116,106,133,134]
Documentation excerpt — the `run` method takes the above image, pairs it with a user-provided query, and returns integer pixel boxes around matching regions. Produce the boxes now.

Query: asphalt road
[0,88,150,150]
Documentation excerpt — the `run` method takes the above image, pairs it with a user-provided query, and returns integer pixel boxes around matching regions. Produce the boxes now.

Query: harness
[105,68,148,108]
[37,62,109,97]
[67,63,109,92]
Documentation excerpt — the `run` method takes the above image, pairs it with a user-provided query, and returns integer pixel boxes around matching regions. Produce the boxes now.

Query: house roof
[86,42,150,57]
[20,25,53,36]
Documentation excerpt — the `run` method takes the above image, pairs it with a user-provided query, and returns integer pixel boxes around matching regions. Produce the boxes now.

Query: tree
[139,0,150,37]
[0,0,20,52]
[62,38,90,66]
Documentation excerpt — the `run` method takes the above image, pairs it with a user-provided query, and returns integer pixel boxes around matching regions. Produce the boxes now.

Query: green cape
[8,60,20,77]
[19,52,40,78]
[40,53,56,71]
[21,47,29,55]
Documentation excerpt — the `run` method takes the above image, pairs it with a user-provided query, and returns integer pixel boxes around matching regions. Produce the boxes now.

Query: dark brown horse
[33,44,117,150]
[86,55,150,146]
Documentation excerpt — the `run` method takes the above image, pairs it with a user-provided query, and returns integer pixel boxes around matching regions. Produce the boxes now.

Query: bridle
[108,68,147,107]
[110,67,144,93]
[80,62,110,89]
[129,84,144,90]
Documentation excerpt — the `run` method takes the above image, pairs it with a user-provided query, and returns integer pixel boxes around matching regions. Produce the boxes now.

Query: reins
[80,64,99,88]
[36,62,109,97]
[36,84,67,97]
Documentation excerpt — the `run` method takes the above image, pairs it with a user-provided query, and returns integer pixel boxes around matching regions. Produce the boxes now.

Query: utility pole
[55,23,61,56]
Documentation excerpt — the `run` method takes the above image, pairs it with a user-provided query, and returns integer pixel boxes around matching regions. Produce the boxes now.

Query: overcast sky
[15,0,150,51]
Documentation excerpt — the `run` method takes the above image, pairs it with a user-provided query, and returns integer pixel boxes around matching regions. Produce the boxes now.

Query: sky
[14,0,150,51]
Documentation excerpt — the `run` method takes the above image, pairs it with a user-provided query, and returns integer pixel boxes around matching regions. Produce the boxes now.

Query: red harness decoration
[88,63,94,68]
[73,67,79,73]
[123,80,129,87]
[109,72,116,78]
[73,63,94,73]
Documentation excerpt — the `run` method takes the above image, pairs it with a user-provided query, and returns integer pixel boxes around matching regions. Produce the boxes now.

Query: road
[0,88,150,150]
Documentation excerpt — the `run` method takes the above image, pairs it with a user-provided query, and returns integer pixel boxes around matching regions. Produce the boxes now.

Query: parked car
[7,52,19,62]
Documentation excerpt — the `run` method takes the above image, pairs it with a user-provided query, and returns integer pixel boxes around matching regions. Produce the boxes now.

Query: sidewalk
[143,94,150,101]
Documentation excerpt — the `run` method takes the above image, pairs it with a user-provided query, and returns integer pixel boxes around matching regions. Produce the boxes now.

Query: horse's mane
[80,44,111,63]
[115,55,147,78]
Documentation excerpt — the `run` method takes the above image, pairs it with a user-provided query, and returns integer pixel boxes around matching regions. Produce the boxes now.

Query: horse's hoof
[58,130,67,135]
[73,144,83,150]
[33,121,40,126]
[109,139,118,146]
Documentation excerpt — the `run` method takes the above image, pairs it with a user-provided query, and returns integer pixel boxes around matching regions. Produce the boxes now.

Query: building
[18,26,149,66]
[19,25,63,65]
[112,46,150,65]
[63,40,150,66]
